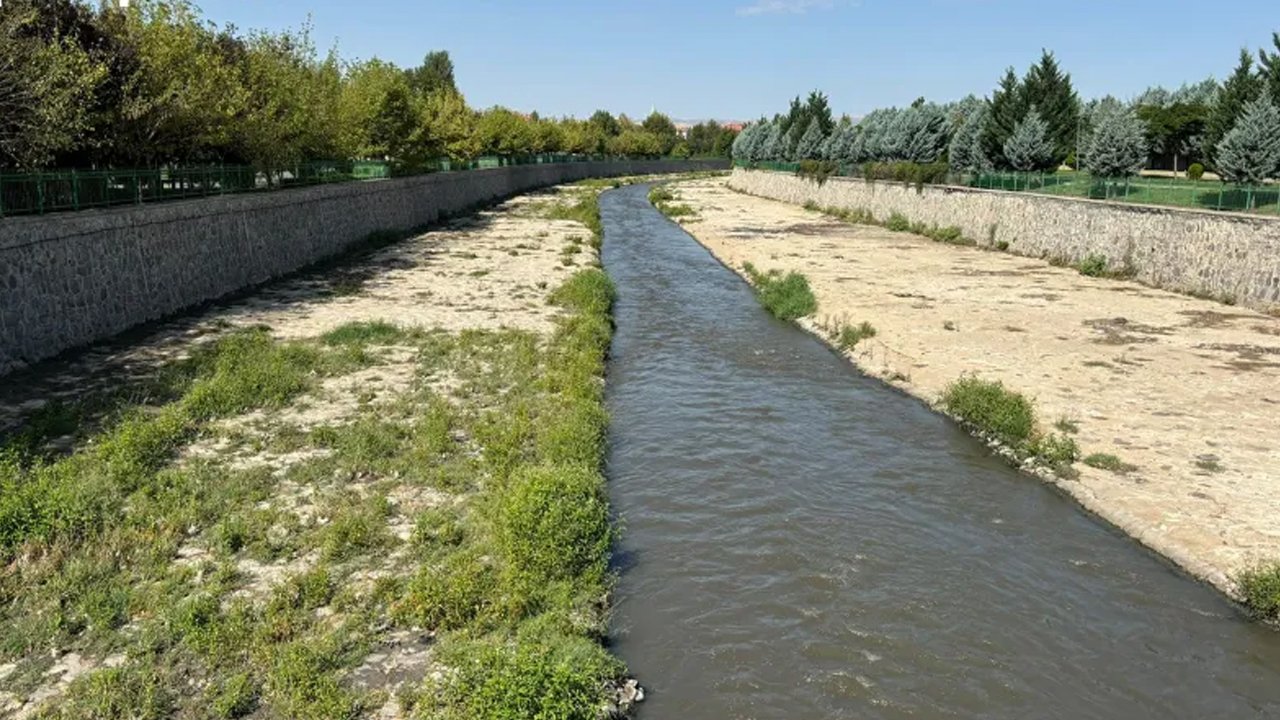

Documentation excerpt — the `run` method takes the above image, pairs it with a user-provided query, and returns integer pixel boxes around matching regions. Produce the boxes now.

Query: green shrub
[797,159,840,185]
[1188,162,1205,181]
[495,465,611,590]
[1029,432,1080,470]
[548,268,616,317]
[411,507,465,553]
[885,212,911,232]
[428,634,622,720]
[1076,254,1109,277]
[396,547,499,630]
[646,186,675,205]
[210,672,259,719]
[833,321,877,350]
[941,376,1036,448]
[861,161,950,187]
[741,263,818,321]
[1238,563,1280,620]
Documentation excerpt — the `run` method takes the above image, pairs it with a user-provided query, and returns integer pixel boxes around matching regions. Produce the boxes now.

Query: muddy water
[600,184,1280,720]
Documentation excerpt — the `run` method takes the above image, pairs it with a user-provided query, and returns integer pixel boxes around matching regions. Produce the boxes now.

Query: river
[600,183,1280,720]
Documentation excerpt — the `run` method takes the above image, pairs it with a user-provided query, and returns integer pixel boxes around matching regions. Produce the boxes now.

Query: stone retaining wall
[729,168,1280,311]
[0,160,725,375]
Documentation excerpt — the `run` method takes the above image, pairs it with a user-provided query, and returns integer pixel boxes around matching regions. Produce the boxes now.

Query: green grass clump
[320,321,410,346]
[1237,564,1280,621]
[1076,254,1109,277]
[1083,453,1138,474]
[833,321,877,351]
[648,184,697,219]
[494,465,612,591]
[886,212,911,232]
[742,262,818,321]
[426,634,622,720]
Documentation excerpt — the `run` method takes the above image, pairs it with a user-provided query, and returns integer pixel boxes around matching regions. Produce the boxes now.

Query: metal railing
[0,154,684,218]
[738,161,1280,216]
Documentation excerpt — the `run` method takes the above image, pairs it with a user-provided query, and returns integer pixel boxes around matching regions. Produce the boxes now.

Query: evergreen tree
[1020,51,1079,164]
[786,119,807,160]
[761,120,784,161]
[982,68,1027,168]
[948,105,990,172]
[1216,96,1280,186]
[897,102,949,163]
[1204,50,1263,166]
[1084,105,1148,177]
[795,118,825,160]
[1259,31,1280,106]
[1002,109,1054,171]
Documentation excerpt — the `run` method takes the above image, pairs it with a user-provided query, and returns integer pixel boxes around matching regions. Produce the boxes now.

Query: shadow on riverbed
[0,210,510,443]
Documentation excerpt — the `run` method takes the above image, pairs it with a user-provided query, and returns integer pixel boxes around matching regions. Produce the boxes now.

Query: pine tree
[1204,50,1263,166]
[761,120,784,161]
[1084,105,1148,178]
[1216,96,1280,186]
[795,118,825,160]
[982,68,1027,168]
[1259,32,1280,106]
[949,105,990,172]
[897,103,949,163]
[1003,109,1054,171]
[786,120,807,161]
[1020,51,1079,165]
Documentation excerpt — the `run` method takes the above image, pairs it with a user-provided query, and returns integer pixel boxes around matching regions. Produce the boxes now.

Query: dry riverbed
[0,178,641,719]
[666,177,1280,604]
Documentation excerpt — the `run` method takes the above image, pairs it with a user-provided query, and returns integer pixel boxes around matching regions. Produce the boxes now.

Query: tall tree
[1002,109,1054,171]
[948,105,989,173]
[1204,49,1263,167]
[795,118,825,160]
[1215,96,1280,188]
[641,111,679,155]
[0,5,103,168]
[588,110,620,138]
[981,68,1026,168]
[1020,50,1079,164]
[1136,102,1209,173]
[1084,105,1148,178]
[1258,32,1280,106]
[405,50,455,95]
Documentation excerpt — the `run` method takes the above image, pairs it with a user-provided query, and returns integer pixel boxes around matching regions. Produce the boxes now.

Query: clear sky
[198,0,1277,121]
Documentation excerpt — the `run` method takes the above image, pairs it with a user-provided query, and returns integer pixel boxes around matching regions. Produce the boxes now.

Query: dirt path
[670,178,1280,598]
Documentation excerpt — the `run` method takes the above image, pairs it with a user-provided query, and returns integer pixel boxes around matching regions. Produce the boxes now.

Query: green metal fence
[738,161,1280,216]
[0,154,683,218]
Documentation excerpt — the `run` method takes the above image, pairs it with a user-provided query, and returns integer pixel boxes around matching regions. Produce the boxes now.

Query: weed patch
[1237,564,1280,621]
[742,262,818,321]
[1083,453,1138,474]
[941,375,1078,474]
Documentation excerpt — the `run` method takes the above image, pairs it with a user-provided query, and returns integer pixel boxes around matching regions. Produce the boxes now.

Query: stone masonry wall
[729,168,1280,311]
[0,160,725,375]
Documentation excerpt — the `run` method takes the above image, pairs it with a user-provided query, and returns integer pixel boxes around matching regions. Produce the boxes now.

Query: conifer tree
[1216,96,1280,187]
[949,105,990,172]
[1084,105,1148,177]
[1002,109,1054,171]
[1020,51,1080,163]
[1204,50,1264,166]
[981,68,1026,167]
[795,118,825,160]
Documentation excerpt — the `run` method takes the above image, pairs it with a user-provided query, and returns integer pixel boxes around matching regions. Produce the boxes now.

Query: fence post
[72,170,79,211]
[37,173,45,215]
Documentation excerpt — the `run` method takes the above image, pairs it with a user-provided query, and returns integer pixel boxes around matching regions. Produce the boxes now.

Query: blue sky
[198,0,1277,120]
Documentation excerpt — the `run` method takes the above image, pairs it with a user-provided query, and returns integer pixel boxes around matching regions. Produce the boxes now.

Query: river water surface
[600,184,1280,720]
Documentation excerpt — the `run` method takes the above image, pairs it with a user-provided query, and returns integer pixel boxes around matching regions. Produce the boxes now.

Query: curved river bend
[599,184,1280,720]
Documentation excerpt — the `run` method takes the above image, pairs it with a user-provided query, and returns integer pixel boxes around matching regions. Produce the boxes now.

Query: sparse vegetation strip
[940,375,1080,476]
[0,189,630,718]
